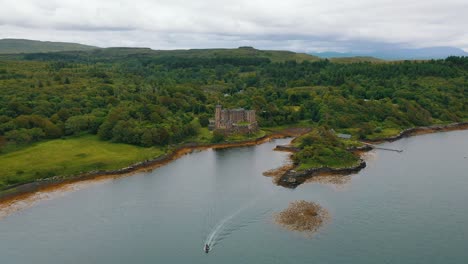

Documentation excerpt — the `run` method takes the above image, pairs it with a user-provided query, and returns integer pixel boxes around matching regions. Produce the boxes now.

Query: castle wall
[215,105,222,129]
[229,109,244,123]
[245,110,256,123]
[213,105,257,132]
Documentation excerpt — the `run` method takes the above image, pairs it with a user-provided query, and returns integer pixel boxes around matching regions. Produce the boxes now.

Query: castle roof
[221,108,245,112]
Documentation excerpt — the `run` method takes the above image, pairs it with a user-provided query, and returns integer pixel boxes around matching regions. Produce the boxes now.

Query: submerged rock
[274,200,329,234]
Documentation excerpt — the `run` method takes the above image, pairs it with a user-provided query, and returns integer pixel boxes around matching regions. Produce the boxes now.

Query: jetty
[366,144,403,153]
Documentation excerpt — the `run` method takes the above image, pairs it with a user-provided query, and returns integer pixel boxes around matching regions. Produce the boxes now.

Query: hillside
[149,46,320,62]
[329,56,384,63]
[0,39,99,54]
[14,46,321,63]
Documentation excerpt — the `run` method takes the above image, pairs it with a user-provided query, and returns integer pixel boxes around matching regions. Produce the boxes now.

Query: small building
[330,129,352,139]
[209,105,258,133]
[337,133,352,139]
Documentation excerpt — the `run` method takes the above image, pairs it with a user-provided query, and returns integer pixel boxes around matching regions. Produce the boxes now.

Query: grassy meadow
[0,135,165,189]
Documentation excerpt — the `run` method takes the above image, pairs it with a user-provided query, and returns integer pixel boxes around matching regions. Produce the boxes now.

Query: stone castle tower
[209,105,258,133]
[215,105,222,129]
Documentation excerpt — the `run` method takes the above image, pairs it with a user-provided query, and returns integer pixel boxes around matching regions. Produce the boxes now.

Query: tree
[0,136,6,152]
[211,130,225,143]
[141,129,155,147]
[5,128,45,144]
[199,115,210,127]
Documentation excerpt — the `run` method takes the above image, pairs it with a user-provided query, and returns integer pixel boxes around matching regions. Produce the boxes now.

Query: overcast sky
[0,0,467,52]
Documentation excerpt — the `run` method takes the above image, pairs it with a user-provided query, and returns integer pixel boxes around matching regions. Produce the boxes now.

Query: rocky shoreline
[274,145,300,152]
[365,122,468,143]
[277,159,367,188]
[274,121,468,189]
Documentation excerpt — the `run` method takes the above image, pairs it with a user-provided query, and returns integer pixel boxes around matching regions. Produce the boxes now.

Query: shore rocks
[278,159,367,188]
[274,145,300,152]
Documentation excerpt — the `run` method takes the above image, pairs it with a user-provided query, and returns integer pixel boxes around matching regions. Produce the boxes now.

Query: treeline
[140,56,271,69]
[0,54,467,150]
[22,50,271,68]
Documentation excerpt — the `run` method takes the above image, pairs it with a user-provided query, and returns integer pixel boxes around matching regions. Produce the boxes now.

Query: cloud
[0,0,467,51]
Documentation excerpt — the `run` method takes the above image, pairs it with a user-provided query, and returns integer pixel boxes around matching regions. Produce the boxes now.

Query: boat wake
[203,197,271,252]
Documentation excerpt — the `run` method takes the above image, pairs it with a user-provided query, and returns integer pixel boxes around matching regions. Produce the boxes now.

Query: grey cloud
[0,0,467,52]
[55,24,136,32]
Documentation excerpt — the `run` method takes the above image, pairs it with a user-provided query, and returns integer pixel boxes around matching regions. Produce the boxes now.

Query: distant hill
[311,46,468,60]
[329,56,384,63]
[10,46,321,63]
[87,46,321,63]
[0,39,99,54]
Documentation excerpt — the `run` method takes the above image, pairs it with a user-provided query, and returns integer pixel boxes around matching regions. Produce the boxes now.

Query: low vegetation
[292,128,361,170]
[0,135,165,189]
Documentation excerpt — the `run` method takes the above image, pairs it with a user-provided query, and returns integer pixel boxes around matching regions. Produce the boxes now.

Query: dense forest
[0,48,467,151]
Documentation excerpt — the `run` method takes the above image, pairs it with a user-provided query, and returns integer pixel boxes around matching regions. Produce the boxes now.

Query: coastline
[277,159,367,188]
[275,122,468,188]
[1,122,466,215]
[0,128,308,212]
[364,122,468,143]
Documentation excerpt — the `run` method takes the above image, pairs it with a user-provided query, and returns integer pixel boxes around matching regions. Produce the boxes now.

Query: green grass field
[366,128,401,140]
[262,120,314,133]
[185,127,267,144]
[226,130,266,141]
[184,127,213,143]
[296,157,360,171]
[340,138,365,148]
[0,135,165,189]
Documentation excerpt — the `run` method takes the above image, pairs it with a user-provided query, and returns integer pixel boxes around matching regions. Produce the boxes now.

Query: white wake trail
[204,195,273,250]
[205,203,246,248]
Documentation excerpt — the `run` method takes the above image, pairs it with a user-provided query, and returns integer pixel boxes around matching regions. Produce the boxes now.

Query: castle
[209,105,258,133]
